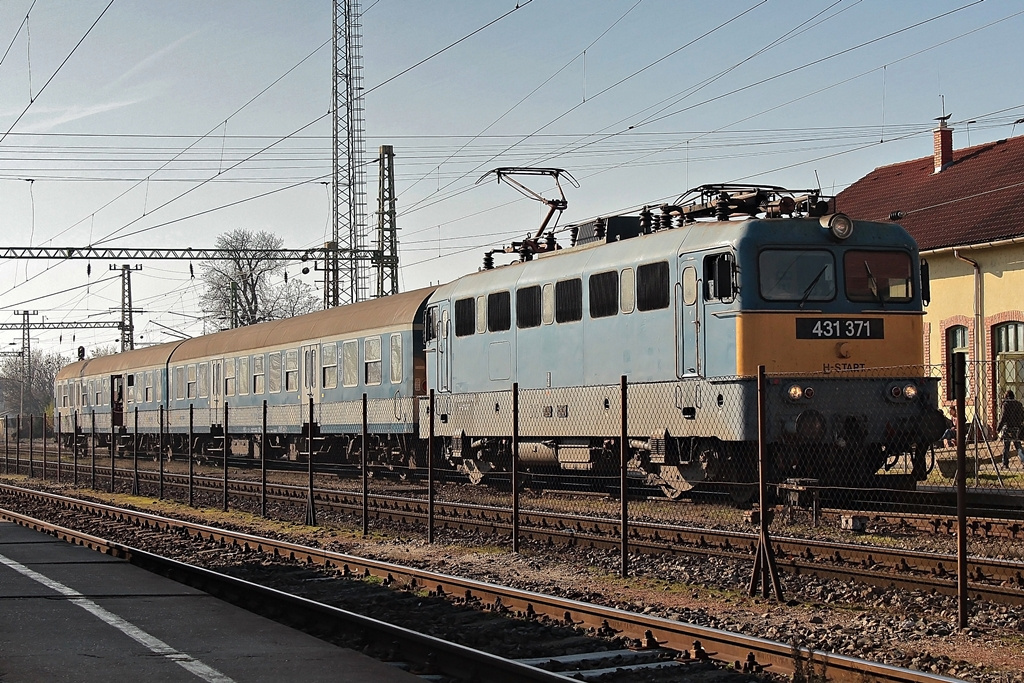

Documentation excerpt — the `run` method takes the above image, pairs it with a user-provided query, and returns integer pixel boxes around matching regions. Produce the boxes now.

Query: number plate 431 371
[795,318,884,339]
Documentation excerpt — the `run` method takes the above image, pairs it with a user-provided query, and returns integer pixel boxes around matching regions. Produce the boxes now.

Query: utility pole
[375,145,399,298]
[112,264,142,352]
[330,0,367,307]
[15,310,36,417]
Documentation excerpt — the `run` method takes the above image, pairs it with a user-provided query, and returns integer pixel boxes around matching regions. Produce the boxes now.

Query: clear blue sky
[1,0,1022,355]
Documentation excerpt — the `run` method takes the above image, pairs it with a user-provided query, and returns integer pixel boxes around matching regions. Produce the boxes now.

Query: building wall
[922,242,1024,429]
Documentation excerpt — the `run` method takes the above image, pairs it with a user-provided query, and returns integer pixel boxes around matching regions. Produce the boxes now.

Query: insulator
[594,217,605,240]
[545,232,555,250]
[570,226,578,247]
[86,263,91,276]
[639,206,652,234]
[284,271,288,283]
[659,206,672,231]
[483,252,494,270]
[715,192,731,221]
[189,262,194,278]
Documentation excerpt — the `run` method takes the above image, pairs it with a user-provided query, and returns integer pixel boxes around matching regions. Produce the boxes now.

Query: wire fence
[5,357,1024,624]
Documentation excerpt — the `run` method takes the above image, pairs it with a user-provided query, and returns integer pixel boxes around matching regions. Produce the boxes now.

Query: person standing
[996,390,1024,467]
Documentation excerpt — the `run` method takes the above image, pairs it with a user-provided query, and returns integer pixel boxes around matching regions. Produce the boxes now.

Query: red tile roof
[835,134,1024,251]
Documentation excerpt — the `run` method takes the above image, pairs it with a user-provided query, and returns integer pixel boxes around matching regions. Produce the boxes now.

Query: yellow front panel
[736,313,924,376]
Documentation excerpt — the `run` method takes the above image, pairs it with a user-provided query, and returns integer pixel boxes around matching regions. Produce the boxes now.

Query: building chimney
[933,118,953,173]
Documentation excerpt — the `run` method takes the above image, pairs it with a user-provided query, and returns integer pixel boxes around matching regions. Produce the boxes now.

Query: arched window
[945,325,969,399]
[994,322,1024,406]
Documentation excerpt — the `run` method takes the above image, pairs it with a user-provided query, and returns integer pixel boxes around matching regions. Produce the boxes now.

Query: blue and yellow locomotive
[54,181,944,497]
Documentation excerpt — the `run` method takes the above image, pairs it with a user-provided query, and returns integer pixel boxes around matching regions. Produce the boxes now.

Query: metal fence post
[749,366,783,600]
[222,402,229,512]
[954,352,969,628]
[16,414,21,475]
[305,395,317,526]
[56,412,61,484]
[42,414,48,481]
[361,393,368,537]
[620,376,628,578]
[188,404,195,507]
[428,389,435,544]
[73,411,79,486]
[29,414,34,478]
[109,413,116,493]
[261,400,268,518]
[512,382,520,553]
[132,407,139,496]
[90,410,96,489]
[159,406,165,499]
[4,415,8,474]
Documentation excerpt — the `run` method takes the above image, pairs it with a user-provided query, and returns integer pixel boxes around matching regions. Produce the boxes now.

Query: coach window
[342,340,358,387]
[487,291,511,332]
[589,271,618,318]
[238,356,250,395]
[174,367,185,400]
[637,261,670,311]
[187,364,198,399]
[321,344,337,389]
[253,355,265,395]
[198,363,209,399]
[390,333,403,383]
[620,268,635,314]
[102,378,110,405]
[476,296,486,333]
[268,352,282,393]
[364,336,382,385]
[144,372,152,402]
[516,285,542,328]
[285,349,299,392]
[225,360,236,397]
[454,298,475,337]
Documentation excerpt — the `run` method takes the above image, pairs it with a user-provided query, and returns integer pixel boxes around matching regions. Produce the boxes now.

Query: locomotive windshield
[844,250,912,303]
[759,250,835,302]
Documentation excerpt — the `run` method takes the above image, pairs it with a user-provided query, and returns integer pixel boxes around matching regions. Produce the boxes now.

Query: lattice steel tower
[375,145,399,298]
[329,0,368,307]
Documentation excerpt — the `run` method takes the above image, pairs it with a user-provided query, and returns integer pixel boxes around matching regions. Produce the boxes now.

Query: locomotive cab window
[759,250,835,302]
[516,286,541,328]
[637,261,670,311]
[555,278,582,323]
[844,250,912,303]
[454,298,475,336]
[487,291,511,332]
[589,271,618,318]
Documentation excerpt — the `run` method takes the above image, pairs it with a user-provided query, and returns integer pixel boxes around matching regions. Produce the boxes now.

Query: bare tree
[89,344,118,358]
[199,229,319,328]
[0,350,70,419]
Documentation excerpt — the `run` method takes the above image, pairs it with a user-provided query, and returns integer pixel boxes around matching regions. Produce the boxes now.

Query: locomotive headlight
[902,384,918,400]
[787,384,803,401]
[820,213,854,240]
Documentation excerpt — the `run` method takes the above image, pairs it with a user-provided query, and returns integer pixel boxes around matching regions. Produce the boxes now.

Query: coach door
[302,344,319,401]
[676,257,701,378]
[110,375,124,428]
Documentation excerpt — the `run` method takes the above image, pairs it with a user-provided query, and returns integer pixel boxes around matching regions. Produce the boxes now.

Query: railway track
[6,453,1024,606]
[0,483,960,683]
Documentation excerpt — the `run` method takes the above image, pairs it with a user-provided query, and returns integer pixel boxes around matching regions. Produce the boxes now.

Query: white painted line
[0,552,235,683]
